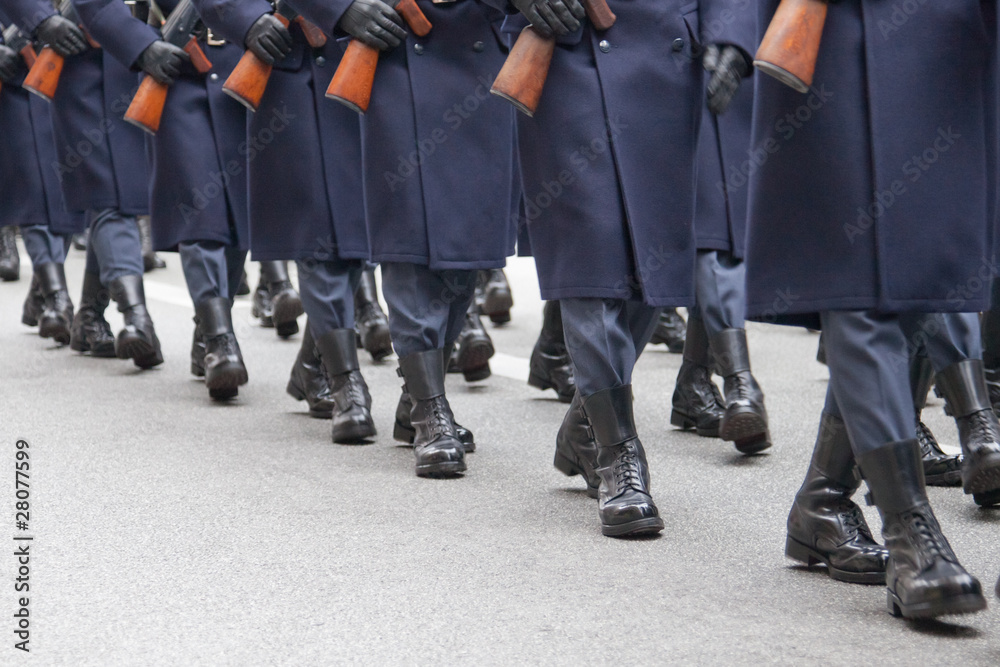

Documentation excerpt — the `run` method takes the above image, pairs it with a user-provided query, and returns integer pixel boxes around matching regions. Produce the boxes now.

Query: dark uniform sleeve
[192,0,273,46]
[699,0,756,58]
[479,0,515,13]
[72,0,160,68]
[286,0,355,36]
[0,0,56,33]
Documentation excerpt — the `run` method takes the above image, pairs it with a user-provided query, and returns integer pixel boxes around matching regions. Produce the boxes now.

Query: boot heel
[286,377,307,402]
[553,450,582,477]
[393,420,416,444]
[528,371,551,391]
[784,535,817,566]
[887,589,904,617]
[670,410,694,430]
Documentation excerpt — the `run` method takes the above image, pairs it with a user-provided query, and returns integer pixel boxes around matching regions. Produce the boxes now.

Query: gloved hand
[245,13,293,65]
[35,15,87,57]
[512,0,585,38]
[0,44,19,82]
[704,44,750,115]
[338,0,407,51]
[136,40,190,86]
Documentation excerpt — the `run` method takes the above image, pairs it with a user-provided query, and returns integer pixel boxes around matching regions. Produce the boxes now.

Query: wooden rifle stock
[296,17,327,48]
[124,37,210,134]
[19,43,36,68]
[754,0,827,93]
[491,0,615,117]
[326,0,431,113]
[223,14,290,111]
[23,46,63,101]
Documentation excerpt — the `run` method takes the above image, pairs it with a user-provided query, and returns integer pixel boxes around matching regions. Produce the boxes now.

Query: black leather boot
[910,355,962,487]
[451,302,494,382]
[785,413,888,583]
[528,301,575,403]
[553,392,600,498]
[253,261,303,337]
[671,315,725,437]
[584,385,664,537]
[354,268,392,361]
[649,308,686,353]
[22,275,44,327]
[71,230,88,251]
[935,359,1000,506]
[711,328,771,454]
[36,263,74,345]
[109,275,163,368]
[70,271,115,357]
[859,439,986,619]
[190,320,206,377]
[0,225,19,281]
[137,216,165,271]
[316,329,376,443]
[195,296,247,399]
[286,323,334,419]
[394,386,476,452]
[399,349,466,477]
[236,270,250,296]
[476,268,513,324]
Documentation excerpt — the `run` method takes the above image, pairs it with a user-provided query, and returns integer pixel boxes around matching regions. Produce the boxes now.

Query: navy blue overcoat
[746,0,994,319]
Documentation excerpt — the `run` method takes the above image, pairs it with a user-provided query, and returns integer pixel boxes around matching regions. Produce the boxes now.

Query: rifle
[490,0,616,117]
[753,0,828,93]
[23,0,100,101]
[123,0,212,135]
[223,0,327,112]
[325,0,431,114]
[1,23,38,99]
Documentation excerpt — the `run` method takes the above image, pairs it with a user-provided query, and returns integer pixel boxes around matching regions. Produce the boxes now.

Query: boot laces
[905,509,954,564]
[428,398,453,435]
[916,420,940,456]
[345,372,367,407]
[967,410,999,443]
[613,443,644,493]
[834,500,865,538]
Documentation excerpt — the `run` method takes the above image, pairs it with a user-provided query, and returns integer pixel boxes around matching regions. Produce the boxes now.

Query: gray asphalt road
[2,246,999,665]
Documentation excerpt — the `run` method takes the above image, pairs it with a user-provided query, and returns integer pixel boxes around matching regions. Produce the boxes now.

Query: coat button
[315,56,326,67]
[414,44,425,55]
[672,38,684,52]
[599,40,610,53]
[473,41,484,53]
[209,73,218,81]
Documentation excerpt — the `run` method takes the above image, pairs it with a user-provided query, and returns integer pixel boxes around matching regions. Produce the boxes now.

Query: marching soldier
[2,0,164,368]
[195,0,377,441]
[750,0,995,619]
[292,0,517,476]
[501,0,752,535]
[0,10,84,344]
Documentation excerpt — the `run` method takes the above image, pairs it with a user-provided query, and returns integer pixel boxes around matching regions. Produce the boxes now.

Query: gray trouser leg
[21,226,66,266]
[86,208,143,285]
[690,249,746,337]
[380,262,477,358]
[297,258,364,338]
[821,310,913,456]
[899,312,982,372]
[561,297,660,398]
[180,241,231,306]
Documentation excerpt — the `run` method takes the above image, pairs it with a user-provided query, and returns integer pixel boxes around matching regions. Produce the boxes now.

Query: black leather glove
[704,44,750,115]
[245,13,293,65]
[35,15,87,57]
[0,44,19,82]
[512,0,585,38]
[338,0,407,51]
[136,40,190,86]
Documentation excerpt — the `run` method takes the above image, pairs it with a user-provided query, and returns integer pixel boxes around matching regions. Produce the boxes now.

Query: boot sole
[285,378,333,419]
[887,588,987,619]
[488,311,511,325]
[272,296,304,337]
[116,334,164,369]
[362,326,393,361]
[191,362,205,378]
[456,339,495,381]
[205,362,249,396]
[784,536,885,585]
[721,410,771,454]
[925,469,963,487]
[39,318,71,345]
[416,460,467,478]
[553,451,599,498]
[601,517,665,538]
[70,335,116,357]
[528,372,574,404]
[962,454,1000,495]
[482,292,513,318]
[670,409,721,438]
[973,489,1000,507]
[393,420,475,453]
[333,420,377,444]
